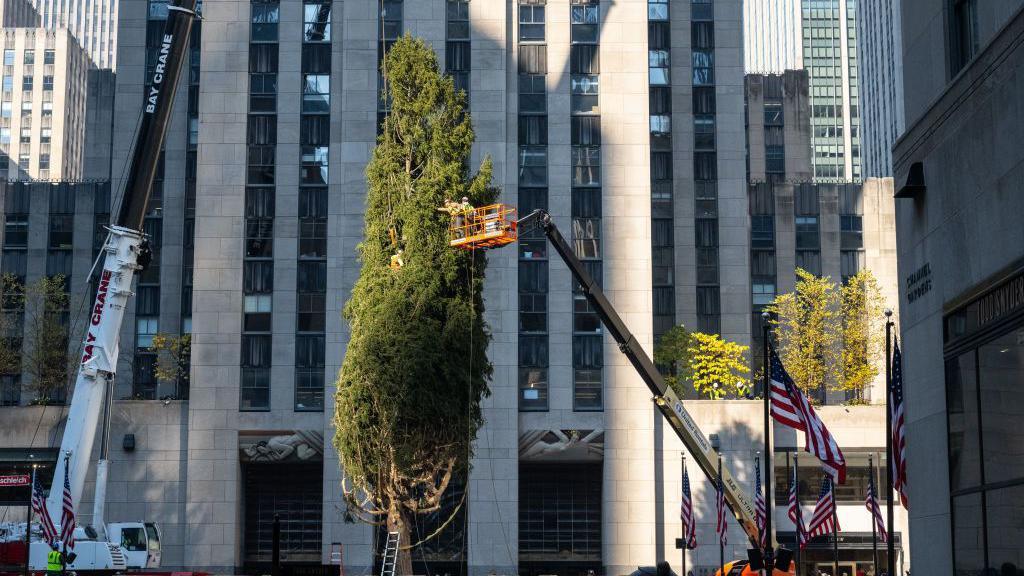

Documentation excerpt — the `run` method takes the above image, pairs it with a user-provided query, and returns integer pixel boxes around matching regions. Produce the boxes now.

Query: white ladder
[380,531,400,576]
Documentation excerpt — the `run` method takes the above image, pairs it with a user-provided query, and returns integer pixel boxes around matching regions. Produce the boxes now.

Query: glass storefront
[945,270,1024,575]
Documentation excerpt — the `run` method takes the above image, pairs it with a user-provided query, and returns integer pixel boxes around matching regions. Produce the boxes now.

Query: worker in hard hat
[390,249,405,270]
[46,542,64,576]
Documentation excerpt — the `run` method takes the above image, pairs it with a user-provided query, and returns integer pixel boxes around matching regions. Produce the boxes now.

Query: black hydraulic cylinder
[115,0,198,231]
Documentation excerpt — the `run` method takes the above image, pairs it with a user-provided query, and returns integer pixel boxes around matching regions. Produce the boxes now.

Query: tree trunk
[387,510,415,576]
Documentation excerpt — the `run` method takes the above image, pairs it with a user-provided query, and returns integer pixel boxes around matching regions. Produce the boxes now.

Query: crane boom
[45,0,198,539]
[528,210,760,547]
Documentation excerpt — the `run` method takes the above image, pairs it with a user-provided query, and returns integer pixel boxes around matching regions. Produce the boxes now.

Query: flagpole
[832,488,839,576]
[870,454,879,575]
[885,308,895,576]
[761,311,774,571]
[681,453,687,576]
[793,453,800,575]
[24,465,35,576]
[718,454,725,576]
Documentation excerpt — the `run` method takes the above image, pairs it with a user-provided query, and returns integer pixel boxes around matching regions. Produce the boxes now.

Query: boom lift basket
[448,204,518,249]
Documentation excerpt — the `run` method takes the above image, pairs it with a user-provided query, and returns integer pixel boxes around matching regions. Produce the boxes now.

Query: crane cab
[448,204,518,250]
[108,522,161,569]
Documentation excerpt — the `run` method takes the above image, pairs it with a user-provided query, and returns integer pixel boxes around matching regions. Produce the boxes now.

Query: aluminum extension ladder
[379,531,400,576]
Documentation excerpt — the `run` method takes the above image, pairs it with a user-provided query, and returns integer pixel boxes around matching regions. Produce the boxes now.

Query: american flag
[715,474,728,547]
[787,464,808,549]
[890,340,909,509]
[807,476,839,539]
[680,464,697,549]
[754,456,767,550]
[31,469,58,544]
[865,469,888,542]
[59,456,76,551]
[768,347,847,484]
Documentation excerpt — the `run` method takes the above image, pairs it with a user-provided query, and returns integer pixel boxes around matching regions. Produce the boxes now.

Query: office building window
[295,334,325,411]
[573,335,602,410]
[949,0,978,75]
[251,0,280,42]
[241,335,271,410]
[520,3,545,41]
[303,1,331,42]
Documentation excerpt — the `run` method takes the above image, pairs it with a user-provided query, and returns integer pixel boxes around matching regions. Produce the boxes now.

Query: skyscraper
[0,28,89,180]
[802,0,861,182]
[857,0,904,177]
[743,0,803,72]
[0,0,118,69]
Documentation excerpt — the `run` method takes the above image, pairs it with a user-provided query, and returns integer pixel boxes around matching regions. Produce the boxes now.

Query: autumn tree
[332,35,495,574]
[151,332,191,398]
[838,270,885,402]
[0,274,25,379]
[22,275,73,403]
[655,324,751,399]
[767,268,887,401]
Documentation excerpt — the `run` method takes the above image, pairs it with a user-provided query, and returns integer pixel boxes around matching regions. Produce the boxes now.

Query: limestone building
[0,2,906,576]
[893,1,1024,573]
[0,0,118,69]
[0,28,88,181]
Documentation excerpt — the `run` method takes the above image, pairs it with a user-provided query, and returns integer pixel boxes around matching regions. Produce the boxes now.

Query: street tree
[655,324,751,399]
[23,275,73,403]
[838,270,886,402]
[0,274,25,380]
[151,332,191,398]
[767,268,888,401]
[766,268,840,398]
[332,35,495,573]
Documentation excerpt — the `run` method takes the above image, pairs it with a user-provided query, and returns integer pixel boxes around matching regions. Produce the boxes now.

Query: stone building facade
[893,1,1024,573]
[0,0,118,69]
[0,28,88,181]
[0,1,907,576]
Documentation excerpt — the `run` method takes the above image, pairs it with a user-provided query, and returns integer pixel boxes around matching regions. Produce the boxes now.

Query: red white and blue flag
[866,468,888,542]
[807,476,838,539]
[769,346,847,483]
[716,475,728,547]
[59,457,76,551]
[31,469,58,545]
[787,464,808,549]
[890,340,909,509]
[680,464,697,549]
[754,456,768,550]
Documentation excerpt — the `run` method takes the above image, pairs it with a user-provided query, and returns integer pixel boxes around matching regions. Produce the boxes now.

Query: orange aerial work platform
[448,204,518,249]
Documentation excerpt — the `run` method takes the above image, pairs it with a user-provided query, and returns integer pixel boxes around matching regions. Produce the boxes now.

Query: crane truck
[452,208,771,552]
[0,1,198,572]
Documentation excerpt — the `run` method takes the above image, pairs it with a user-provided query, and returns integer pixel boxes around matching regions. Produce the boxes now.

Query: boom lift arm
[44,0,199,542]
[523,210,760,547]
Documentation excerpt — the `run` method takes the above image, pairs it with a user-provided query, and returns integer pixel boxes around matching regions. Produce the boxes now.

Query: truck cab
[108,522,160,569]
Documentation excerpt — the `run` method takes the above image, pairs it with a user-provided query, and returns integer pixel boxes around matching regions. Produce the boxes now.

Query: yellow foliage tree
[655,325,751,399]
[150,332,191,397]
[838,270,885,403]
[767,268,888,402]
[765,268,840,398]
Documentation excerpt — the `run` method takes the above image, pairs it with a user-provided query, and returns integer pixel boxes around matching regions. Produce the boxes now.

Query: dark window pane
[985,483,1024,568]
[952,493,984,575]
[978,331,1024,484]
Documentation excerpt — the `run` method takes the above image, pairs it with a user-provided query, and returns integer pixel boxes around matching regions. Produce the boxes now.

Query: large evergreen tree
[333,35,495,572]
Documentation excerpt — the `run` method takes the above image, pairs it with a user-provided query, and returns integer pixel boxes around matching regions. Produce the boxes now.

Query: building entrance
[242,461,323,572]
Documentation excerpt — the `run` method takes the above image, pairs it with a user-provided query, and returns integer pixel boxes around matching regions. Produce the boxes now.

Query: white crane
[1,1,199,572]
